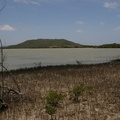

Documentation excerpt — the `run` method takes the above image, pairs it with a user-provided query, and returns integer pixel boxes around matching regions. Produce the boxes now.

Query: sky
[0,0,120,45]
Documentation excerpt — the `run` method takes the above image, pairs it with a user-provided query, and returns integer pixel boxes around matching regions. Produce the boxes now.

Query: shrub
[45,90,65,119]
[45,105,57,116]
[69,84,93,103]
[76,60,82,65]
[45,90,65,107]
[34,62,41,67]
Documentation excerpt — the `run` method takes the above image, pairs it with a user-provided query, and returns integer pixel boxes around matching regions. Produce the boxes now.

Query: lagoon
[3,48,120,70]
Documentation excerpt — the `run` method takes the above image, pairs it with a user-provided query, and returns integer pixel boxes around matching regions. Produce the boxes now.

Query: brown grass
[0,62,120,120]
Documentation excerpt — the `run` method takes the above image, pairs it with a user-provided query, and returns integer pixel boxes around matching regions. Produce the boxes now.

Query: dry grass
[0,62,120,120]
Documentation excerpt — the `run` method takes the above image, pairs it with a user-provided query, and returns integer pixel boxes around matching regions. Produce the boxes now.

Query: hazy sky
[0,0,120,45]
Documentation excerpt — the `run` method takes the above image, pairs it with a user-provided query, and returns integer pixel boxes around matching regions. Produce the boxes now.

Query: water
[2,48,120,70]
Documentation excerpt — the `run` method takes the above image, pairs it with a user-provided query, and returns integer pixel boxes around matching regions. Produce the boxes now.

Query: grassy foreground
[0,61,120,120]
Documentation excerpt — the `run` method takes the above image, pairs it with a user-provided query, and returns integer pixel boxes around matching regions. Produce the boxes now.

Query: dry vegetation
[0,62,120,120]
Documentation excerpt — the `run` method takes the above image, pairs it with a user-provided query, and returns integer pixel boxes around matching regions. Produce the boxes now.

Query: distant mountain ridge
[5,39,83,48]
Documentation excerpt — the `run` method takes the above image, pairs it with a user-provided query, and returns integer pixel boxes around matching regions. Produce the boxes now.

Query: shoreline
[0,58,120,120]
[1,58,119,73]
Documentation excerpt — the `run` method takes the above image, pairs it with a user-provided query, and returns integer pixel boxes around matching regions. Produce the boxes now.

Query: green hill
[5,39,120,49]
[6,39,83,48]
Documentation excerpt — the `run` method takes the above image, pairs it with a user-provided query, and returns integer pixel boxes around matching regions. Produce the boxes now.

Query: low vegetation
[97,43,120,48]
[45,90,65,120]
[0,61,120,120]
[45,90,65,107]
[69,84,93,103]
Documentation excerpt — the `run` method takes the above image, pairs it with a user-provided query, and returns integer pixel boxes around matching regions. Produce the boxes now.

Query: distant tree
[98,43,120,48]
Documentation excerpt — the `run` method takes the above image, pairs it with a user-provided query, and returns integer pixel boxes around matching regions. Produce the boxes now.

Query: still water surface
[3,48,120,70]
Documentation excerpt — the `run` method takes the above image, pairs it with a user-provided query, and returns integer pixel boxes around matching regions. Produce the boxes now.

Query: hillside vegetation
[97,43,120,48]
[5,39,120,48]
[6,39,82,48]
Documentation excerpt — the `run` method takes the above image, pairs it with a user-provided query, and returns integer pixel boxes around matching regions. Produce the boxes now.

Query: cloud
[0,25,16,31]
[76,30,84,33]
[113,26,120,31]
[103,2,119,9]
[29,1,40,5]
[13,0,40,5]
[14,0,28,3]
[76,21,85,25]
[100,22,105,25]
[117,15,120,18]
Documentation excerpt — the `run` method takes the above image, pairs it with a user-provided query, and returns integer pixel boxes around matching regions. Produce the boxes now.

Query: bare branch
[0,39,21,103]
[0,0,7,13]
[0,39,4,97]
[0,86,22,95]
[0,64,21,93]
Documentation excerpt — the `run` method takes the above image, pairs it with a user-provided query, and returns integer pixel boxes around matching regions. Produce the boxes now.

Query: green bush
[45,90,65,119]
[69,84,93,103]
[45,90,65,107]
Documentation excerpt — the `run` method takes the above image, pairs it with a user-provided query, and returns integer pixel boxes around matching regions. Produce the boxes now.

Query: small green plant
[69,84,93,103]
[45,90,65,119]
[34,62,41,67]
[46,90,65,107]
[76,60,82,65]
[45,105,57,116]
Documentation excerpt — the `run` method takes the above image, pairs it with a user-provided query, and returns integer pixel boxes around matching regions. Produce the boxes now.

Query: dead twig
[0,0,7,13]
[0,86,22,95]
[0,64,21,93]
